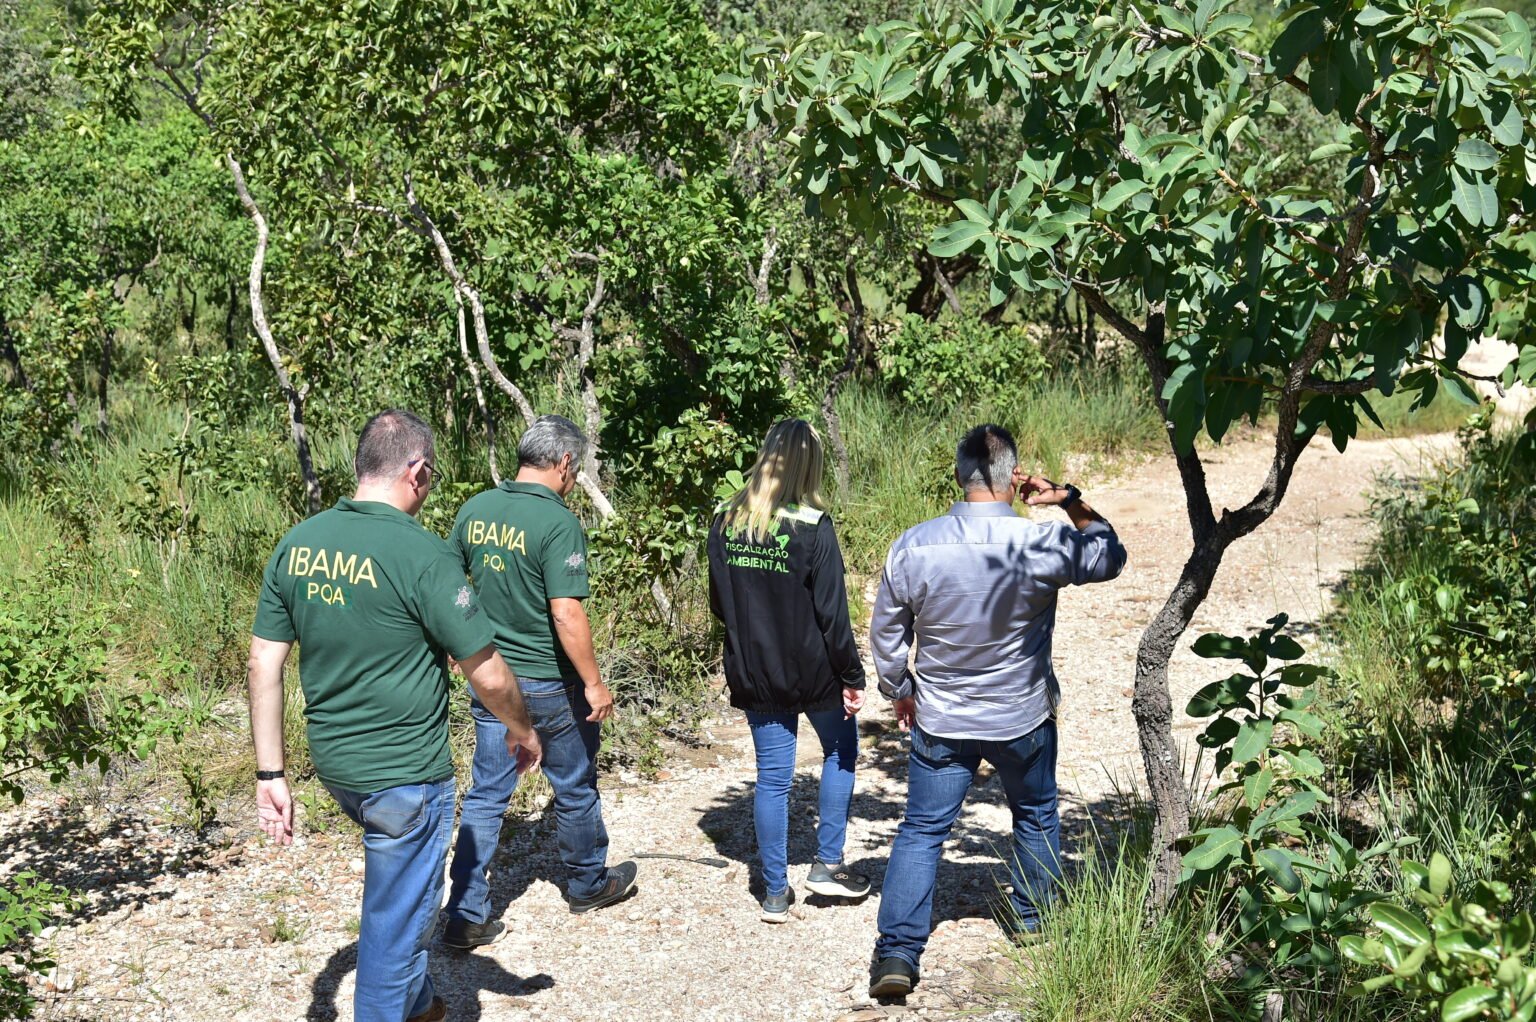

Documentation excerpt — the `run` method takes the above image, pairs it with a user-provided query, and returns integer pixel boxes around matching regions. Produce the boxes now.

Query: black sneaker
[568,860,639,914]
[869,956,918,999]
[442,917,506,950]
[760,886,794,923]
[805,861,871,898]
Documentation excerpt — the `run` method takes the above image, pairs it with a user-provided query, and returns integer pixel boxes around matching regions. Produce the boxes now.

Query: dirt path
[6,433,1454,1022]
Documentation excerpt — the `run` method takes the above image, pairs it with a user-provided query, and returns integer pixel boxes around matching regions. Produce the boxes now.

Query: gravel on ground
[1,433,1454,1022]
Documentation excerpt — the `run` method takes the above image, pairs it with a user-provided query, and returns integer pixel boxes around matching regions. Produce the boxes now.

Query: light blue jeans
[875,719,1061,968]
[323,776,456,1022]
[447,679,608,922]
[745,708,859,897]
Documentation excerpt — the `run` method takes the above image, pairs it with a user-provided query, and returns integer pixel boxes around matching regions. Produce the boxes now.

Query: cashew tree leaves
[732,0,1536,899]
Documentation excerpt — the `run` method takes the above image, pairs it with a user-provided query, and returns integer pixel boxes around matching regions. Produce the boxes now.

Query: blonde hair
[723,419,827,544]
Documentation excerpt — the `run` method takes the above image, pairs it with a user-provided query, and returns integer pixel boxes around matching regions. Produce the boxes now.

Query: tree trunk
[1,320,31,391]
[822,266,862,491]
[408,186,672,621]
[226,153,323,516]
[1134,538,1226,904]
[456,295,500,484]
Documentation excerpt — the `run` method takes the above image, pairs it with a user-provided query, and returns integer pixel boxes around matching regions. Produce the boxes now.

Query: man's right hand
[256,777,294,846]
[584,681,616,723]
[505,725,543,776]
[893,696,917,732]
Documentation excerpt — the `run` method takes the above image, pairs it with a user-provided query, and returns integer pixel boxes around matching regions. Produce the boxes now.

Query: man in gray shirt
[867,423,1127,999]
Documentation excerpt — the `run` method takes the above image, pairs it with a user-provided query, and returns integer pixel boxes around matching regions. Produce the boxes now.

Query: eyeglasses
[408,458,441,490]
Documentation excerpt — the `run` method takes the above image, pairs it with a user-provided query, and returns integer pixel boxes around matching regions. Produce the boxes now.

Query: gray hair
[355,408,434,481]
[955,423,1018,494]
[518,414,587,470]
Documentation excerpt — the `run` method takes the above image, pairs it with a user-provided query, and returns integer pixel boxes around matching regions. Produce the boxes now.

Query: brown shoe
[407,997,446,1022]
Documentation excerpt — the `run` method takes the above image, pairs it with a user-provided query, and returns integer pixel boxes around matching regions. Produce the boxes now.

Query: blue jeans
[745,708,859,897]
[323,776,456,1022]
[447,679,609,920]
[875,719,1061,969]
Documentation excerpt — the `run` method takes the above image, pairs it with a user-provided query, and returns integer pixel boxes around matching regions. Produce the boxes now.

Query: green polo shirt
[450,481,591,680]
[252,497,495,792]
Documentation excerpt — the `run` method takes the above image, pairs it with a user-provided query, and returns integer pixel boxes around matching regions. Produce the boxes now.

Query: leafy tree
[733,0,1536,897]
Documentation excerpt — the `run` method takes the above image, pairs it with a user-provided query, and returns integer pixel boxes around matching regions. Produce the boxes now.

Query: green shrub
[1342,853,1536,1021]
[1179,617,1407,990]
[878,314,1048,408]
[0,873,76,1019]
[0,552,185,803]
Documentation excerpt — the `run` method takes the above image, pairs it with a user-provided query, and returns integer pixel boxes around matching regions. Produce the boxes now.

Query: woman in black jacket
[707,418,869,922]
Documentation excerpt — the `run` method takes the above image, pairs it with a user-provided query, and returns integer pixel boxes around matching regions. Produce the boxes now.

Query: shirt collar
[335,496,418,523]
[498,480,567,506]
[948,500,1020,518]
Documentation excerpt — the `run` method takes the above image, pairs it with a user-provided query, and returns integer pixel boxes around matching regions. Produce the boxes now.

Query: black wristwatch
[256,769,286,781]
[1060,483,1083,509]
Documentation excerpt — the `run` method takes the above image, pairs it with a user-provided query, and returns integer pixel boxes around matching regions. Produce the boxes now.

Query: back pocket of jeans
[360,784,428,838]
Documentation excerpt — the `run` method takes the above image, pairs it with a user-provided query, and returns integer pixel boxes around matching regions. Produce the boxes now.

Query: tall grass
[1002,841,1218,1022]
[830,362,1163,573]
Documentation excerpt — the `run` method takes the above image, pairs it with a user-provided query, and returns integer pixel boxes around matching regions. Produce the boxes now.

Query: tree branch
[226,153,322,514]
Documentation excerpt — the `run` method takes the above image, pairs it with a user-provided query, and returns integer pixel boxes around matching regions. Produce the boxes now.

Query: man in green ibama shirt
[247,408,543,1022]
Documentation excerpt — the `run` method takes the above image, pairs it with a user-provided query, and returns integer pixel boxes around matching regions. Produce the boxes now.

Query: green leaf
[1182,825,1244,870]
[1355,5,1394,26]
[1244,766,1275,810]
[1256,847,1302,893]
[1451,169,1499,227]
[955,198,993,223]
[1454,139,1499,172]
[1233,719,1274,764]
[1266,634,1305,660]
[1192,632,1248,660]
[1099,179,1149,212]
[1371,904,1431,946]
[1339,935,1385,963]
[1254,789,1319,829]
[1428,852,1452,899]
[1442,986,1500,1022]
[1308,141,1352,161]
[929,220,991,258]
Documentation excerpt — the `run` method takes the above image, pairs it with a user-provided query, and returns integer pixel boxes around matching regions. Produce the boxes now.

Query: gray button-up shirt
[870,501,1128,741]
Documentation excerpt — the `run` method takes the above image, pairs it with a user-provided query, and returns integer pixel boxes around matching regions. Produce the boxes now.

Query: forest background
[3,0,1536,1018]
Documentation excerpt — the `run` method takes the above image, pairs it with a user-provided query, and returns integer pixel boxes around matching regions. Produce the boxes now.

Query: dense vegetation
[2,0,1534,1017]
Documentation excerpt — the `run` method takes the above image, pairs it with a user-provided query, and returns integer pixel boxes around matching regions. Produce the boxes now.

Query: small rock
[44,967,75,993]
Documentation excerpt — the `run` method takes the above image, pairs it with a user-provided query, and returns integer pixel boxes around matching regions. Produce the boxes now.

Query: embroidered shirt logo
[455,586,473,609]
[564,552,586,570]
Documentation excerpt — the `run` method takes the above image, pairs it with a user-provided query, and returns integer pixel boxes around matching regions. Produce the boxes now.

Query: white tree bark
[226,153,322,515]
[407,182,671,620]
[456,294,500,484]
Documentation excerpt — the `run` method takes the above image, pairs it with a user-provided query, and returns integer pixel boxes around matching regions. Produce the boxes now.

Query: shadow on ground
[305,941,555,1021]
[0,803,236,924]
[693,723,1146,930]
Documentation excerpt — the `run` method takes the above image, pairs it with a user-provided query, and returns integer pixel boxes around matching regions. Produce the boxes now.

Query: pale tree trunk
[227,153,322,516]
[406,182,672,621]
[456,294,500,484]
[821,265,861,491]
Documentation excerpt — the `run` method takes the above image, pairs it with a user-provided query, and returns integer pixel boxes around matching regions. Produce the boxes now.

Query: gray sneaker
[760,887,794,923]
[805,861,870,898]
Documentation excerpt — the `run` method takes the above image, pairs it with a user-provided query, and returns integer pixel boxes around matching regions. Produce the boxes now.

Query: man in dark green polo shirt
[443,414,637,948]
[247,409,543,1022]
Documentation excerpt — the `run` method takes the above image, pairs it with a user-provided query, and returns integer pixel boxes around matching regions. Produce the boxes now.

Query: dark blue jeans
[323,776,456,1022]
[874,719,1061,969]
[745,708,859,897]
[446,679,609,922]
